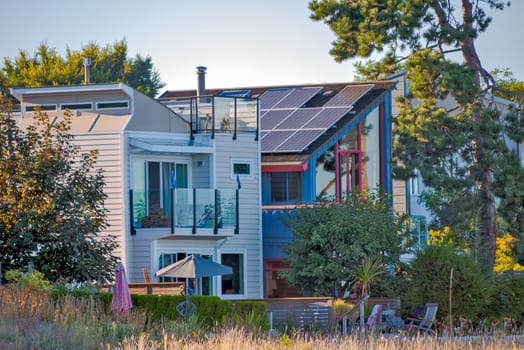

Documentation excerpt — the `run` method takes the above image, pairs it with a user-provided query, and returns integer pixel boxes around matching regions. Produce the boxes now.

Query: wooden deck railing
[104,282,185,295]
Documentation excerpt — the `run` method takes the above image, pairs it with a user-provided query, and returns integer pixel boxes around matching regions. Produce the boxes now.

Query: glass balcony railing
[164,95,258,139]
[130,188,238,234]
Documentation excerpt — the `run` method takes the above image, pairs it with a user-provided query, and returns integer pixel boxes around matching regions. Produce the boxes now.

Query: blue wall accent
[262,209,295,259]
[383,91,393,195]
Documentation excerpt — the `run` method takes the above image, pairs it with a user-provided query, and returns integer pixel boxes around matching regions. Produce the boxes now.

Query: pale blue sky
[2,1,523,94]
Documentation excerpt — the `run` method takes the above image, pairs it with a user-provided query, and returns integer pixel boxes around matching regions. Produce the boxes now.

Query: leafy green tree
[281,192,406,297]
[0,39,164,97]
[0,102,117,282]
[309,1,524,273]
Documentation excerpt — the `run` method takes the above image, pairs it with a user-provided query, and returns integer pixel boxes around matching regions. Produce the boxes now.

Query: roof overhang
[10,83,134,99]
[261,162,308,172]
[129,136,213,154]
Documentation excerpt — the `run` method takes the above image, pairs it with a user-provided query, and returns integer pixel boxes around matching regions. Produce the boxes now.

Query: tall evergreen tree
[0,102,117,282]
[0,39,164,97]
[309,0,523,273]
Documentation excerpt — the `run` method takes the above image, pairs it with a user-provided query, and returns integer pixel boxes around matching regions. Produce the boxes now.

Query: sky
[2,1,523,95]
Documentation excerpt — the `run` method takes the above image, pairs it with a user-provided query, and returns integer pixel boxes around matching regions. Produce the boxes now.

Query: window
[270,172,301,203]
[25,104,56,112]
[96,101,129,110]
[132,159,188,228]
[408,169,420,195]
[232,160,252,177]
[221,253,244,295]
[60,103,93,111]
[264,259,301,298]
[234,163,250,175]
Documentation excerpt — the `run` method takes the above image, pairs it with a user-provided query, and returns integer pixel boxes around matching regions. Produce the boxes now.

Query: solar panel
[274,129,326,153]
[219,89,251,97]
[259,88,293,110]
[303,107,352,129]
[260,109,295,131]
[324,84,374,107]
[272,87,322,109]
[261,130,296,152]
[275,108,322,130]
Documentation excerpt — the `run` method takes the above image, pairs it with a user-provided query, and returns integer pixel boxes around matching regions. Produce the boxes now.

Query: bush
[191,296,232,326]
[401,245,493,322]
[231,300,270,331]
[4,269,52,290]
[492,274,524,323]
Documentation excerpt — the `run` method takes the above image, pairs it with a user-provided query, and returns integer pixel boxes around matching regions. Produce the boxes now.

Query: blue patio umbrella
[155,254,233,279]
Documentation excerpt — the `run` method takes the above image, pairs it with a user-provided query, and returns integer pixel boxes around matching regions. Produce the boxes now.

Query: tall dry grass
[1,285,524,349]
[116,328,524,350]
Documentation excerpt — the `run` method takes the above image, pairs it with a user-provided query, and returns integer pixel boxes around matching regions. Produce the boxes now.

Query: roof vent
[196,66,207,96]
[83,57,92,84]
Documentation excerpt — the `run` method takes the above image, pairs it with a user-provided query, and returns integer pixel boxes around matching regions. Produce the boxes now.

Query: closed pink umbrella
[111,262,132,315]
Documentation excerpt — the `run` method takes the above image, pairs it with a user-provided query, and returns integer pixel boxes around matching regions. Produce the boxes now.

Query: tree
[0,39,164,97]
[309,0,523,273]
[281,192,405,297]
[0,102,118,282]
[402,245,493,322]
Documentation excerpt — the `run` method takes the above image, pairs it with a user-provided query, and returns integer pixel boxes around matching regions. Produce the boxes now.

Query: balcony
[163,95,258,140]
[130,188,238,236]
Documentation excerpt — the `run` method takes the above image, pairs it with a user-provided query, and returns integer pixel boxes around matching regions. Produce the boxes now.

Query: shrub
[5,269,52,290]
[231,300,270,331]
[191,296,232,326]
[492,274,524,323]
[401,245,493,322]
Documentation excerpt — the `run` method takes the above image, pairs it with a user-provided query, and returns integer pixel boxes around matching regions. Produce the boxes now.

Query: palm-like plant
[352,255,385,299]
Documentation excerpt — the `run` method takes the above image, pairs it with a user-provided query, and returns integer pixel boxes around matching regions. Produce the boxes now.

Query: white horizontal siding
[72,133,126,262]
[214,133,262,298]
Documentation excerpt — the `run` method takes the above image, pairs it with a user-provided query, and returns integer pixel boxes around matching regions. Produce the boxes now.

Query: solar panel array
[260,84,373,153]
[324,84,374,107]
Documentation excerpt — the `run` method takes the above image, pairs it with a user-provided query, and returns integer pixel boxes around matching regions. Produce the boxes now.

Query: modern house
[160,77,398,297]
[10,79,263,299]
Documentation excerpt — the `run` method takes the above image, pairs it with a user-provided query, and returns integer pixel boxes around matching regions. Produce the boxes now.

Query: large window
[221,253,244,295]
[362,108,380,191]
[270,172,302,203]
[132,159,188,227]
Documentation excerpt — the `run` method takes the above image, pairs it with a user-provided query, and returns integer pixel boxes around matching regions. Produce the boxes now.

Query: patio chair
[406,303,438,335]
[142,268,151,282]
[366,304,383,332]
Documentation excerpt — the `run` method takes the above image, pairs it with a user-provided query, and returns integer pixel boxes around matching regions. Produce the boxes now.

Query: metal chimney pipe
[83,57,92,84]
[196,66,207,96]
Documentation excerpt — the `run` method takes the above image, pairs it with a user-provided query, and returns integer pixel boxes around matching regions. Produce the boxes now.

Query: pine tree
[309,0,522,273]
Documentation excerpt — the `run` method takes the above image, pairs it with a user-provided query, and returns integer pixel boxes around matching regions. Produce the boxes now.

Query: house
[10,78,263,299]
[160,77,398,297]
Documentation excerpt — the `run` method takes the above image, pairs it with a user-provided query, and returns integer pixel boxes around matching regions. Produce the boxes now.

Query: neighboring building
[10,80,263,299]
[161,79,397,297]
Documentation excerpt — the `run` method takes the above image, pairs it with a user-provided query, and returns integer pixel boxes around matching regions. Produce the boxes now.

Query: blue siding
[383,92,393,196]
[262,209,295,259]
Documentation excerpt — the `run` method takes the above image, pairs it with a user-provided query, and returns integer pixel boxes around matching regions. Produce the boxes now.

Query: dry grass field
[1,286,523,350]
